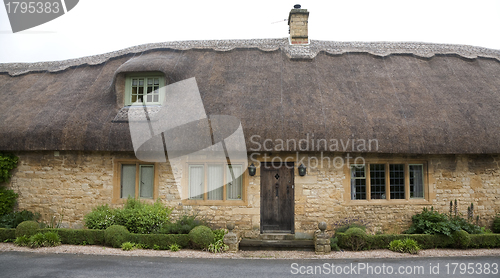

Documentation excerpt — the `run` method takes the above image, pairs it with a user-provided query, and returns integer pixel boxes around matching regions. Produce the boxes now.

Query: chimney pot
[294,4,301,9]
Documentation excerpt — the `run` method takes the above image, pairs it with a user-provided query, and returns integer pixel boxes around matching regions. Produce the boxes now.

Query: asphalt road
[0,251,499,278]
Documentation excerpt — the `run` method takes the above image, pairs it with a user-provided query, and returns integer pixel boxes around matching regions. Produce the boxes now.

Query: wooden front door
[260,162,294,233]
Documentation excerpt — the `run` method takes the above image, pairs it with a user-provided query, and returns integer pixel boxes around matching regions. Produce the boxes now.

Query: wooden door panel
[260,162,294,233]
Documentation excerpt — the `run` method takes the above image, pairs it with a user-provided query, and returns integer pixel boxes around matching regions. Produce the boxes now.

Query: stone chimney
[288,4,309,45]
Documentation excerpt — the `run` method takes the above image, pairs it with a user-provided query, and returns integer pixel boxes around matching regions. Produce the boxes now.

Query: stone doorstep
[258,233,295,240]
[239,238,314,251]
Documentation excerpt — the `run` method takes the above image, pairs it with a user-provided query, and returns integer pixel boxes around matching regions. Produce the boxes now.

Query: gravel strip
[1,243,499,259]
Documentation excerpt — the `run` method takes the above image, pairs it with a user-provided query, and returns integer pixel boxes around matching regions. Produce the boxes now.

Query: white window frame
[124,73,165,106]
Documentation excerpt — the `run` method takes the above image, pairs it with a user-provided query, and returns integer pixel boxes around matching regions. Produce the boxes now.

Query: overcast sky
[0,0,499,63]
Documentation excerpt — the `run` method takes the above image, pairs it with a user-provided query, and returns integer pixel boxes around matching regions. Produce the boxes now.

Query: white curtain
[410,165,424,198]
[189,165,204,199]
[139,165,154,199]
[121,165,136,198]
[207,164,223,200]
[226,165,242,200]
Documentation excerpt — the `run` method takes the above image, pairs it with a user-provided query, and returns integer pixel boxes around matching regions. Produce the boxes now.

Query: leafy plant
[452,230,471,249]
[0,152,18,183]
[158,214,206,234]
[208,229,228,253]
[121,242,136,251]
[169,243,180,252]
[389,238,420,254]
[0,186,18,216]
[330,236,341,251]
[493,214,500,233]
[14,235,30,247]
[0,210,40,229]
[84,198,172,234]
[189,225,215,250]
[153,244,160,250]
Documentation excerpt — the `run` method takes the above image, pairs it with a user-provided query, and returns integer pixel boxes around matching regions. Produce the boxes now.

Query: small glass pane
[147,94,152,102]
[370,164,386,199]
[139,165,154,199]
[147,86,153,93]
[208,164,223,200]
[132,87,137,94]
[410,165,424,198]
[351,165,366,200]
[154,95,159,102]
[138,79,144,86]
[390,164,405,199]
[131,95,137,103]
[132,79,137,86]
[138,87,143,95]
[189,165,204,199]
[227,165,242,200]
[121,165,136,198]
[154,78,159,85]
[148,78,153,85]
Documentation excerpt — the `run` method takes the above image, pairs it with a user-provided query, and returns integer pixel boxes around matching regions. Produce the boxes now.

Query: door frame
[260,161,295,234]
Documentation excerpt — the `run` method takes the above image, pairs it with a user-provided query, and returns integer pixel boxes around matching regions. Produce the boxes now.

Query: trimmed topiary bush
[452,230,471,249]
[343,227,368,251]
[188,225,215,250]
[104,225,130,248]
[15,220,39,238]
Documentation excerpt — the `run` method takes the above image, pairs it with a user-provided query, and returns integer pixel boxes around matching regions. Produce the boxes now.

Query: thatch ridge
[1,39,499,76]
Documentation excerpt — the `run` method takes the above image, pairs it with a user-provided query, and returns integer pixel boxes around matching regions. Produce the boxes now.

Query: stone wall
[5,151,500,237]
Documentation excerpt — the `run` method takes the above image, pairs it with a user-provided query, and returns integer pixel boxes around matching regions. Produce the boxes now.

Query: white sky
[0,0,499,63]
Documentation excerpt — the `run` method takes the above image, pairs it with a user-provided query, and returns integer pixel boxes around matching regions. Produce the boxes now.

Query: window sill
[345,199,431,206]
[181,199,247,206]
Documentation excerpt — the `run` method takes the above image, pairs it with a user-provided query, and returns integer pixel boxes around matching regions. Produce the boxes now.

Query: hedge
[337,232,500,250]
[129,234,190,249]
[40,228,105,245]
[0,228,15,241]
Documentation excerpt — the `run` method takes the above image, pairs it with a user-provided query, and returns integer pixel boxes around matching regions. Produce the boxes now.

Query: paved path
[0,251,498,277]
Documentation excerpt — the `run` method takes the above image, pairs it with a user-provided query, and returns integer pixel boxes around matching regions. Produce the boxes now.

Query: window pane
[153,95,159,102]
[390,164,405,199]
[351,165,366,200]
[139,165,154,199]
[207,164,223,200]
[147,94,152,103]
[132,79,137,86]
[154,78,159,85]
[121,165,136,198]
[410,164,424,198]
[227,165,242,200]
[148,78,153,85]
[370,164,386,199]
[189,165,204,199]
[138,79,144,86]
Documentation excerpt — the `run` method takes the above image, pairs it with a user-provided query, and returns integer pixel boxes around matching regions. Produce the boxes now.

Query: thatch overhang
[0,39,499,154]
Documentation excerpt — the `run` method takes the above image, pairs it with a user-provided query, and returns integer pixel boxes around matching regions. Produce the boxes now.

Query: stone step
[258,233,295,240]
[239,239,315,251]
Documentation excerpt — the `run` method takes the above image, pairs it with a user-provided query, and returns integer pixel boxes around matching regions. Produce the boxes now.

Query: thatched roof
[1,38,499,154]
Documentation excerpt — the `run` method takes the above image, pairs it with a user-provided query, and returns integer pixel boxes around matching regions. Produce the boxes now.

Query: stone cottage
[1,6,499,238]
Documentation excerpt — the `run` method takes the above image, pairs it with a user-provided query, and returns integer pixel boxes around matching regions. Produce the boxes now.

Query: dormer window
[125,73,165,106]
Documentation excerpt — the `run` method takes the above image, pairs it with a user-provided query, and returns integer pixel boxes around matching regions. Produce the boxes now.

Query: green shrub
[0,186,18,216]
[330,237,340,251]
[121,242,136,251]
[493,215,500,233]
[334,218,368,234]
[153,244,160,250]
[14,235,30,246]
[83,204,117,230]
[208,229,228,253]
[157,214,205,234]
[0,210,40,229]
[25,232,61,248]
[189,225,215,250]
[40,228,105,245]
[451,217,482,234]
[15,220,39,237]
[342,227,368,251]
[451,230,471,249]
[388,238,420,254]
[0,228,15,241]
[43,231,61,247]
[0,152,18,184]
[469,234,500,248]
[85,198,172,234]
[169,243,180,252]
[104,225,130,248]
